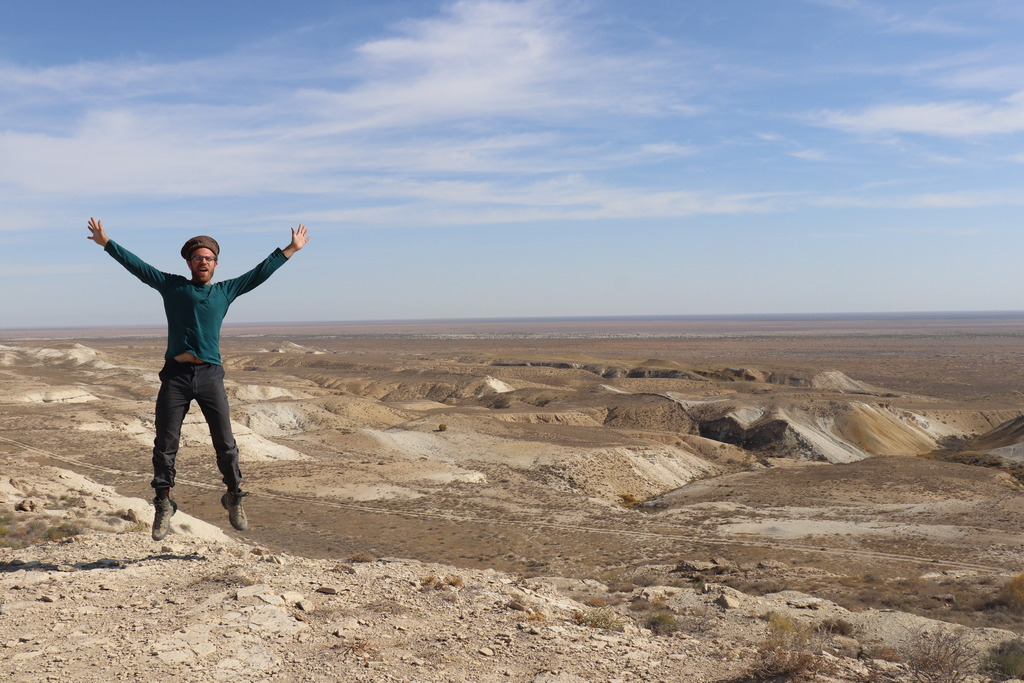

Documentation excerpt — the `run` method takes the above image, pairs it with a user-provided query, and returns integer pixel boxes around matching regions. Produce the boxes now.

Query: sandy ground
[2,316,1024,617]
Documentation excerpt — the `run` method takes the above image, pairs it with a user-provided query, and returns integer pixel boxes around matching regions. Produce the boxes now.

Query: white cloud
[789,148,829,161]
[812,189,1024,209]
[806,0,975,35]
[0,110,316,196]
[816,91,1024,137]
[640,143,697,157]
[0,0,701,204]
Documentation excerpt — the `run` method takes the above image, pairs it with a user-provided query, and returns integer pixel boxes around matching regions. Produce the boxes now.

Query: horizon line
[3,309,1024,333]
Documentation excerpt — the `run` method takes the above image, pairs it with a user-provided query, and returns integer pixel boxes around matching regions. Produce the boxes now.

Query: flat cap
[181,235,220,260]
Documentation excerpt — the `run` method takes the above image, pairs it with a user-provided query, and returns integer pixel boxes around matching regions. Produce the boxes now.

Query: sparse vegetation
[813,616,855,637]
[744,612,829,681]
[998,574,1024,612]
[324,640,381,662]
[697,564,1024,632]
[57,494,86,509]
[346,551,376,563]
[985,638,1024,680]
[201,566,257,587]
[437,423,448,432]
[572,607,627,631]
[0,508,86,548]
[897,625,978,683]
[419,574,464,591]
[645,611,680,635]
[44,522,82,542]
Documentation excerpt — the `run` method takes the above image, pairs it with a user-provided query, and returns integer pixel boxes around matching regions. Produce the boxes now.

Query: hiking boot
[152,496,177,541]
[221,490,249,531]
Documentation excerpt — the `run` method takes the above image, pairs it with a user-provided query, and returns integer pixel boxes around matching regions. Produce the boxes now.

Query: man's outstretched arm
[86,217,109,247]
[86,217,169,290]
[282,224,311,258]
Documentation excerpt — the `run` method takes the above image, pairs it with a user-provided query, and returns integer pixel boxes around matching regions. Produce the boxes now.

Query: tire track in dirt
[1,433,1008,575]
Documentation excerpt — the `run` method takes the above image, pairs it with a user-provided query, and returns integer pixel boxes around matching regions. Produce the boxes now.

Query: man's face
[187,247,217,285]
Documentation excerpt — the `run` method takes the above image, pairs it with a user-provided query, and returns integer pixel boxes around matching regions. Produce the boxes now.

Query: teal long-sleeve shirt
[104,240,288,365]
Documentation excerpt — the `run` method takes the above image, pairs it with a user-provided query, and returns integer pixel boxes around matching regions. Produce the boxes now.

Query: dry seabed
[1,458,1019,683]
[3,320,1024,680]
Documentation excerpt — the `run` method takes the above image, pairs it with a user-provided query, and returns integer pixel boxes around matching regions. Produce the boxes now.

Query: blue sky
[1,0,1022,327]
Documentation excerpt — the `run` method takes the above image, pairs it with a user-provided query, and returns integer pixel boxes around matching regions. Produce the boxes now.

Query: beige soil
[2,314,1024,680]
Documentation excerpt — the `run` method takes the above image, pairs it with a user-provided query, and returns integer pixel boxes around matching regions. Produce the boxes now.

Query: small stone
[193,642,216,658]
[479,647,495,657]
[715,590,745,609]
[236,584,271,600]
[282,591,304,605]
[11,650,44,661]
[316,586,340,595]
[258,594,285,606]
[786,596,824,609]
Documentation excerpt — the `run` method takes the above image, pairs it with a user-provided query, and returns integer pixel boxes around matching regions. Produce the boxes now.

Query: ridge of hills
[3,328,1024,681]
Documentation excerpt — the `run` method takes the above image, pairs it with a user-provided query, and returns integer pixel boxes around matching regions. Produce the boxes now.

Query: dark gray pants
[151,360,241,492]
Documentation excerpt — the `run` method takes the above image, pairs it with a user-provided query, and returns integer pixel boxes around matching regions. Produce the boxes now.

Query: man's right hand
[86,217,109,247]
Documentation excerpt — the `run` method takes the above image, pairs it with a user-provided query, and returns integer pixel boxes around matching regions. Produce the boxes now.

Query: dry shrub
[346,551,376,563]
[202,566,257,587]
[419,574,463,591]
[897,625,977,683]
[44,522,82,542]
[745,612,829,682]
[323,640,381,662]
[0,515,83,548]
[646,611,680,635]
[999,574,1024,612]
[572,607,627,631]
[814,616,855,637]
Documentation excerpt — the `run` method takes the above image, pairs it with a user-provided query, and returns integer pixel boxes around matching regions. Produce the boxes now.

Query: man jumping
[86,217,310,540]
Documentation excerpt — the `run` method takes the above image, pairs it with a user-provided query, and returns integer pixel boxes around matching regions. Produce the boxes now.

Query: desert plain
[3,312,1024,681]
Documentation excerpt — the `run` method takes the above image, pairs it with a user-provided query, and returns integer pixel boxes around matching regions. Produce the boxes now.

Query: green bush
[986,639,1024,680]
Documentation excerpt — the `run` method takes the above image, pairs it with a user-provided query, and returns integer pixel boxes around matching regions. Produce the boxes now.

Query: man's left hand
[283,224,310,258]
